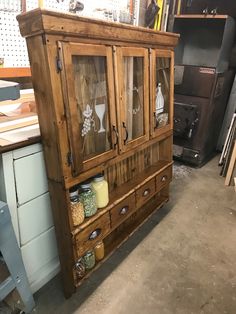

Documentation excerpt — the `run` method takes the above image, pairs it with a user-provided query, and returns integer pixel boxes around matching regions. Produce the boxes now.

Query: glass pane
[72,55,112,161]
[155,57,170,129]
[123,56,144,142]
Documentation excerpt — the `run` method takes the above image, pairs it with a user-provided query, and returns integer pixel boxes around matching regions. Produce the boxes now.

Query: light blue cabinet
[0,143,59,293]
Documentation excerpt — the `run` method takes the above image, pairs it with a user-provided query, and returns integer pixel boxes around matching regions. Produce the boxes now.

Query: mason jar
[79,181,97,217]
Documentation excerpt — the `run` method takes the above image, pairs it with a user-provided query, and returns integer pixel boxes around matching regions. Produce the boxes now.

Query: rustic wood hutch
[17,9,179,298]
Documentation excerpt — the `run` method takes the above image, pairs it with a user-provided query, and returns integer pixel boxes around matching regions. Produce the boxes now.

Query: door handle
[122,122,128,144]
[112,125,119,147]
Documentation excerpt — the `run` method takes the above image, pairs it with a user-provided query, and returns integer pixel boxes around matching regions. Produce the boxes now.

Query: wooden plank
[225,140,236,186]
[0,115,38,133]
[174,14,228,19]
[0,67,31,78]
[26,35,69,182]
[17,9,179,47]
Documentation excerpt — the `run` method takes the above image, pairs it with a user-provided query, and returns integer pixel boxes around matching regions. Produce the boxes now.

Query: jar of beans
[69,186,85,226]
[79,181,97,217]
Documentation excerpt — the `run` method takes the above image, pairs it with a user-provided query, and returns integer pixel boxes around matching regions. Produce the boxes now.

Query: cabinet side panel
[25,35,70,182]
[48,180,75,297]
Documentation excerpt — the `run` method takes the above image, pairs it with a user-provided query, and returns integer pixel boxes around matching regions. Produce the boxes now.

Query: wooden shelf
[0,67,31,78]
[71,160,172,236]
[174,14,228,19]
[75,191,168,288]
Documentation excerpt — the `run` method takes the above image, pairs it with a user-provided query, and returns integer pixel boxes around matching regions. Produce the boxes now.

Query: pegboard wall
[0,0,139,67]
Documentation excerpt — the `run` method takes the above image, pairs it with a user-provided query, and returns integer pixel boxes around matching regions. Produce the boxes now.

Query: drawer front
[110,193,136,229]
[75,212,110,257]
[156,166,172,192]
[14,151,48,205]
[18,193,53,246]
[21,227,58,280]
[136,178,156,208]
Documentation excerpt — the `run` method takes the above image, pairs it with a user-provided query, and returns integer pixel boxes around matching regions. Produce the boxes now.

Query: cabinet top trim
[17,9,179,47]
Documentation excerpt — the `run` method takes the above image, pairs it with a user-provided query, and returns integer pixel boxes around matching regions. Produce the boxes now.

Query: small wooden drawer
[156,166,172,192]
[75,212,111,257]
[136,178,156,208]
[110,193,136,229]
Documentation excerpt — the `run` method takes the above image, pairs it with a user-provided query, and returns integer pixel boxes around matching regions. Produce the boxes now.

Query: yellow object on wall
[38,0,44,8]
[154,0,164,31]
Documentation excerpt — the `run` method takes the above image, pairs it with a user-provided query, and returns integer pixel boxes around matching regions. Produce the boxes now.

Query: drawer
[18,193,53,246]
[21,227,58,280]
[75,212,110,257]
[110,193,136,229]
[136,178,156,208]
[156,166,172,192]
[14,151,48,205]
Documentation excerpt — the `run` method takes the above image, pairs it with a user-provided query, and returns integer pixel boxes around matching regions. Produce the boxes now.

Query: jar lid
[80,180,91,189]
[69,186,78,197]
[93,173,104,182]
[84,250,94,257]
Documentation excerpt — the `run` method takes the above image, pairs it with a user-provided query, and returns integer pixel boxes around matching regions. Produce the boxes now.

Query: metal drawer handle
[88,228,101,240]
[143,188,150,197]
[119,206,129,215]
[161,175,168,182]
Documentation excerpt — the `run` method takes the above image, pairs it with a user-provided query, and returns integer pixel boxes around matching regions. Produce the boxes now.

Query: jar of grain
[83,250,95,270]
[94,241,105,261]
[91,173,109,208]
[69,186,85,226]
[79,181,97,217]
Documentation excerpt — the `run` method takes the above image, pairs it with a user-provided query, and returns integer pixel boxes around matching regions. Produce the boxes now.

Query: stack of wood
[219,113,236,189]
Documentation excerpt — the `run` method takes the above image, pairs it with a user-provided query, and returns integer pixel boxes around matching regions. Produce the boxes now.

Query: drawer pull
[119,206,129,215]
[143,188,150,197]
[89,228,101,240]
[161,175,168,182]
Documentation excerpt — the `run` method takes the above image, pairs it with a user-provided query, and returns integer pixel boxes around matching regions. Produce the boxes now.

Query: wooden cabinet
[17,9,178,298]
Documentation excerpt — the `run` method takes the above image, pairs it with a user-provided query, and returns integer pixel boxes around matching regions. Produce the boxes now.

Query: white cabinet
[0,143,59,293]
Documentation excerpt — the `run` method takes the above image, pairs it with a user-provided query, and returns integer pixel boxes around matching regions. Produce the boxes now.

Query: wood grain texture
[17,9,179,47]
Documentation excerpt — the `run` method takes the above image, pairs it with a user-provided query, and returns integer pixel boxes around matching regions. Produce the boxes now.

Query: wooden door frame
[150,49,174,139]
[59,42,118,176]
[114,47,149,153]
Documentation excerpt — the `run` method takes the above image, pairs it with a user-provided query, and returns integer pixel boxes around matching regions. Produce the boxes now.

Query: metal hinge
[67,152,73,166]
[56,56,62,73]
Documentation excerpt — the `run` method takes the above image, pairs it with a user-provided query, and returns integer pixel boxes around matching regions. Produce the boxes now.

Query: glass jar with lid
[69,186,85,226]
[94,241,105,261]
[91,173,109,208]
[74,258,85,280]
[79,181,97,217]
[82,250,95,270]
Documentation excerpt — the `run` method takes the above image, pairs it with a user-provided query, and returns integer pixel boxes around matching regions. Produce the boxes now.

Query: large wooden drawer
[156,166,172,192]
[75,212,111,257]
[136,178,156,208]
[110,193,136,229]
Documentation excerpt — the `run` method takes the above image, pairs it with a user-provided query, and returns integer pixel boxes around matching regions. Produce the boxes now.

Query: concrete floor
[33,156,236,314]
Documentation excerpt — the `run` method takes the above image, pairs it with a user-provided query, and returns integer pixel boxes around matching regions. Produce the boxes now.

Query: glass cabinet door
[115,47,149,152]
[150,50,174,138]
[59,43,118,176]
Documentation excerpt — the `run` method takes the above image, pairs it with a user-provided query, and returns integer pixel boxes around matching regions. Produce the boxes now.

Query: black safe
[172,16,236,166]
